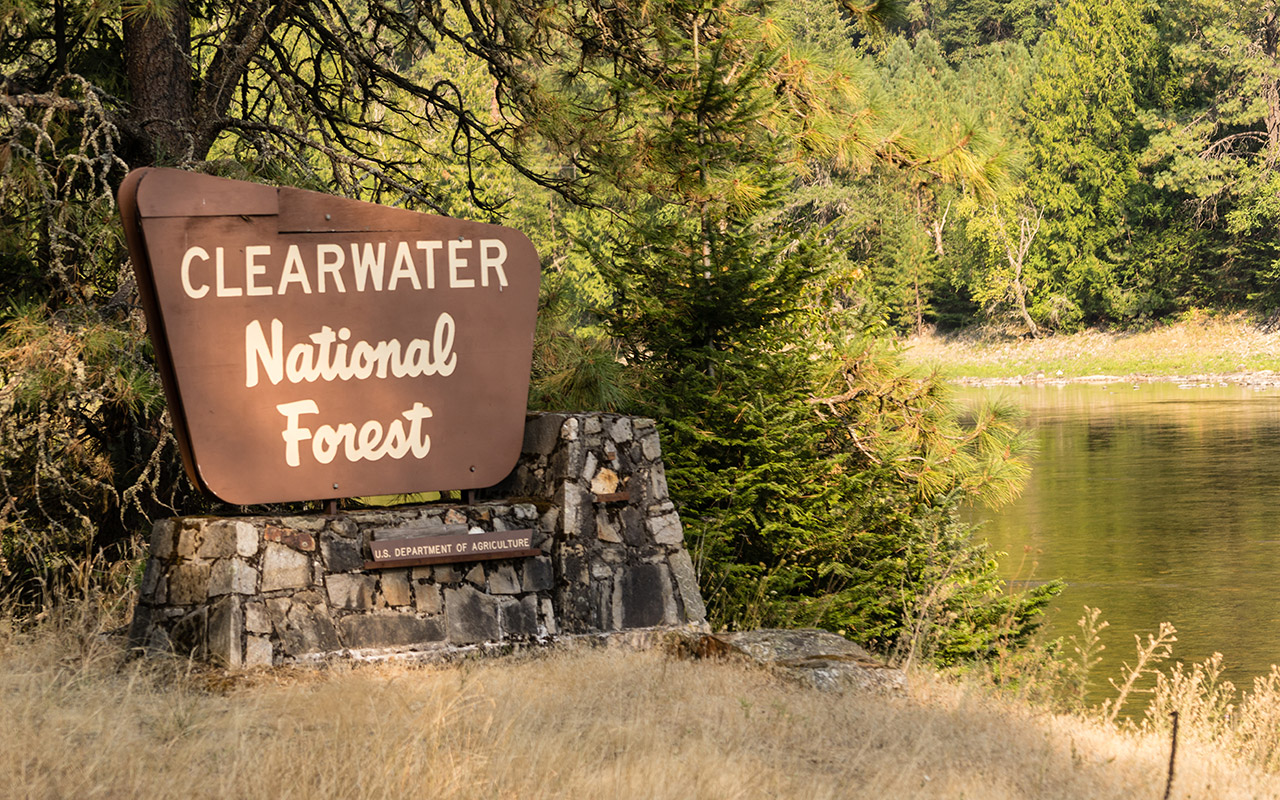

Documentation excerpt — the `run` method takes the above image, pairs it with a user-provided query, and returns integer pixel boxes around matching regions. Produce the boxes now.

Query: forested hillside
[21,0,1273,659]
[861,0,1280,334]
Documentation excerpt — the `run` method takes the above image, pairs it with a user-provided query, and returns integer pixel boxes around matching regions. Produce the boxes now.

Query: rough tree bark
[123,4,194,165]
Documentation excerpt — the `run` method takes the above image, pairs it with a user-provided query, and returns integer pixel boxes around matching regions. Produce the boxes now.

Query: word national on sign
[244,316,458,387]
[119,168,541,505]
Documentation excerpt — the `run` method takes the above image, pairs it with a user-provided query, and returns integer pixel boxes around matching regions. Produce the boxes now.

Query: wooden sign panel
[119,168,540,505]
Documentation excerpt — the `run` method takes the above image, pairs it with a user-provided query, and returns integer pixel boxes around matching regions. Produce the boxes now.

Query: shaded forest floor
[2,616,1277,800]
[903,314,1280,385]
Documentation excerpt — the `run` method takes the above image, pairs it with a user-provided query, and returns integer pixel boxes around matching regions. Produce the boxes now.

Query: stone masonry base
[129,412,708,666]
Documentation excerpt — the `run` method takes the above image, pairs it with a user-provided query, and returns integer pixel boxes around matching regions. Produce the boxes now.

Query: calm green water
[961,382,1280,694]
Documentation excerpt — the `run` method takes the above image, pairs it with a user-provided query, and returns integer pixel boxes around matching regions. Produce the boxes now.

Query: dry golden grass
[903,315,1280,381]
[1,618,1276,800]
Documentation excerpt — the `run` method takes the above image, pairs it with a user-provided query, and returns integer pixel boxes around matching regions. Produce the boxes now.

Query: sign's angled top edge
[132,167,279,218]
[126,169,543,251]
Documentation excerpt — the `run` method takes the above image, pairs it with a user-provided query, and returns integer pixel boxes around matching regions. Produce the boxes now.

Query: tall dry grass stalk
[1106,621,1178,723]
[1,619,1278,800]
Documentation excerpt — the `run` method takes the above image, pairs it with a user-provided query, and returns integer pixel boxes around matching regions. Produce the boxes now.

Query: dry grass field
[903,315,1280,382]
[2,612,1277,800]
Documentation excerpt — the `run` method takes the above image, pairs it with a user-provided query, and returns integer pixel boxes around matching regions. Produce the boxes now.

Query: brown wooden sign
[118,168,540,505]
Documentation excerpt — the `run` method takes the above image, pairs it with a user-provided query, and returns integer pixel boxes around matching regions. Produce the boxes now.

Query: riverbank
[1,620,1277,799]
[902,316,1280,386]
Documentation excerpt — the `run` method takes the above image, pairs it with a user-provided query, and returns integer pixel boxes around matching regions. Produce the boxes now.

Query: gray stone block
[126,605,153,649]
[539,508,558,538]
[145,625,173,656]
[592,579,614,631]
[261,543,311,591]
[522,556,554,593]
[235,522,260,557]
[208,558,257,596]
[150,519,176,560]
[176,522,202,558]
[338,614,446,649]
[200,520,255,558]
[621,506,647,547]
[640,430,662,461]
[433,564,461,584]
[139,560,162,600]
[648,510,684,546]
[610,417,633,442]
[245,635,274,667]
[170,607,208,658]
[270,599,340,657]
[328,517,358,538]
[710,629,906,694]
[445,585,501,644]
[207,595,243,668]
[522,413,565,455]
[500,596,539,638]
[279,515,326,532]
[169,562,211,605]
[464,563,485,587]
[244,600,271,634]
[560,416,580,442]
[488,563,521,595]
[649,463,670,502]
[414,583,443,615]
[619,563,673,629]
[379,571,412,607]
[326,573,376,610]
[514,503,538,521]
[321,536,364,572]
[540,597,557,636]
[667,550,707,623]
[552,441,585,486]
[562,482,595,539]
[559,544,588,585]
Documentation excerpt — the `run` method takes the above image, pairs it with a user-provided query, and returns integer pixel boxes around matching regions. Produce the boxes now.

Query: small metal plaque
[368,528,535,566]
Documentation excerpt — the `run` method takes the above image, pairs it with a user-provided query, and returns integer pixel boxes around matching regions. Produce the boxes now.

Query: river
[960,382,1280,698]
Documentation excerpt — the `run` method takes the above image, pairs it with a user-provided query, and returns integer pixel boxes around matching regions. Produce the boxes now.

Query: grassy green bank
[902,316,1280,384]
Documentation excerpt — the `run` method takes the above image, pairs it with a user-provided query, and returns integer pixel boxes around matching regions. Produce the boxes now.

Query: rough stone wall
[482,413,706,634]
[129,412,707,666]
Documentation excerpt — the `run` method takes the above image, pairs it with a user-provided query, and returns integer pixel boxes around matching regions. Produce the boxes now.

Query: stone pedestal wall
[129,412,708,667]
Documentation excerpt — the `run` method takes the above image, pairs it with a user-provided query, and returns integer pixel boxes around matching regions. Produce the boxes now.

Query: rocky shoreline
[950,369,1280,388]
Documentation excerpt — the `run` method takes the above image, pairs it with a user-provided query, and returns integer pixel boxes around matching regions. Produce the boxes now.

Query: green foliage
[0,303,192,602]
[584,0,1056,661]
[1020,0,1157,327]
[0,0,1059,666]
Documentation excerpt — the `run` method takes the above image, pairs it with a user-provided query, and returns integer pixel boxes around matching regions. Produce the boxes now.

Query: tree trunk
[1261,10,1280,169]
[123,3,194,166]
[992,202,1042,338]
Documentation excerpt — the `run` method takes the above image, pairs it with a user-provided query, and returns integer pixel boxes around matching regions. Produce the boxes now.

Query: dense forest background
[5,0,1272,662]
[860,0,1280,335]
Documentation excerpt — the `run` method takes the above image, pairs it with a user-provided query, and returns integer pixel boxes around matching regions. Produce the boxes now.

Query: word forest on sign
[119,169,541,505]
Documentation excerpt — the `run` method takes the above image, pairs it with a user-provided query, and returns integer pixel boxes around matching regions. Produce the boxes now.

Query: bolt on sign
[119,168,540,505]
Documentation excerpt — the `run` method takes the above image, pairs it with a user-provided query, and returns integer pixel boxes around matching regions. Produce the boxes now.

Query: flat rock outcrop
[698,628,906,694]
